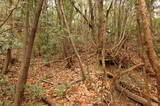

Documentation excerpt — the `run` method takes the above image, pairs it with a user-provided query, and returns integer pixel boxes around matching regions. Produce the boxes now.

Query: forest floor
[0,45,158,106]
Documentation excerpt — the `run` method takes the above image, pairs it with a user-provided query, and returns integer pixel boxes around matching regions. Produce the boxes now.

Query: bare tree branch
[70,0,93,29]
[0,8,16,28]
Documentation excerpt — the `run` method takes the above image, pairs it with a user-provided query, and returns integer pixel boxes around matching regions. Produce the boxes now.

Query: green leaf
[55,83,71,97]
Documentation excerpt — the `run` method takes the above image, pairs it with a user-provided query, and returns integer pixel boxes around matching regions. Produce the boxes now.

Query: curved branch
[70,0,93,29]
[0,8,16,28]
[0,0,20,28]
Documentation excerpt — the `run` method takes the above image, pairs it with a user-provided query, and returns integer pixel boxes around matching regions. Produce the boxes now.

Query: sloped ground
[0,44,158,106]
[0,58,144,106]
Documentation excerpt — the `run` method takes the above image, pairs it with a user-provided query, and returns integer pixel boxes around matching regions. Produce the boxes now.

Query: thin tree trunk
[14,0,44,106]
[88,0,97,44]
[59,0,86,80]
[56,0,73,69]
[97,0,106,69]
[3,0,13,74]
[136,0,160,103]
[97,0,106,104]
[3,49,11,74]
[23,0,29,61]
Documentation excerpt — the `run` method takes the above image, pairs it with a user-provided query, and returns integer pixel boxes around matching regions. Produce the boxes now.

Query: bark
[59,0,86,80]
[3,49,11,74]
[41,97,57,106]
[136,0,160,103]
[88,0,96,44]
[14,0,44,106]
[23,0,29,61]
[97,0,106,69]
[135,1,154,105]
[56,0,73,69]
[136,7,152,106]
[55,0,62,25]
[3,0,13,74]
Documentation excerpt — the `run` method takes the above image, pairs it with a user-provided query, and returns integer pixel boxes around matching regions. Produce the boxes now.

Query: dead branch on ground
[41,97,57,106]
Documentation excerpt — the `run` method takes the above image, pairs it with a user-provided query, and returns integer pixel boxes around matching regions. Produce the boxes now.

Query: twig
[0,0,20,28]
[0,26,22,34]
[40,80,55,86]
[70,0,92,29]
[117,63,144,78]
[31,55,75,65]
[0,8,16,28]
[31,48,97,65]
[70,79,83,85]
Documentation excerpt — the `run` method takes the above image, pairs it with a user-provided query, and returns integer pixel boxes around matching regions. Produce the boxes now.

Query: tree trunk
[14,0,44,106]
[135,1,152,105]
[3,0,13,74]
[136,0,160,103]
[59,0,86,80]
[88,0,97,44]
[97,0,106,69]
[56,0,73,69]
[3,49,11,74]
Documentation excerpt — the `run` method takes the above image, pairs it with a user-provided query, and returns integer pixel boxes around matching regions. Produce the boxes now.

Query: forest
[0,0,160,106]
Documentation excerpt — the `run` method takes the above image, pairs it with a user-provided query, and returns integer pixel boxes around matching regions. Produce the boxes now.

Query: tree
[136,0,160,103]
[14,0,44,106]
[55,0,74,69]
[3,0,13,74]
[59,0,85,80]
[88,0,97,45]
[97,0,106,70]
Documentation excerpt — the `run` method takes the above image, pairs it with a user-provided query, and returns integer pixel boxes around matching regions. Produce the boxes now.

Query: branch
[70,0,93,29]
[0,0,20,28]
[118,63,144,77]
[0,26,23,34]
[41,97,57,106]
[0,8,16,28]
[106,0,113,18]
[40,80,55,86]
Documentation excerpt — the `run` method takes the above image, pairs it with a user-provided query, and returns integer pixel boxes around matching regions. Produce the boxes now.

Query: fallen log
[115,80,159,106]
[113,63,159,106]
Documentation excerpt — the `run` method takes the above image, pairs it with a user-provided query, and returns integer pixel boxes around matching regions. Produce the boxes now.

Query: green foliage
[36,31,61,60]
[27,103,44,106]
[0,75,16,98]
[63,0,74,21]
[0,100,13,106]
[0,75,9,84]
[153,35,160,56]
[155,45,160,56]
[25,84,44,99]
[153,18,160,34]
[0,25,22,51]
[55,83,71,97]
[120,73,144,89]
